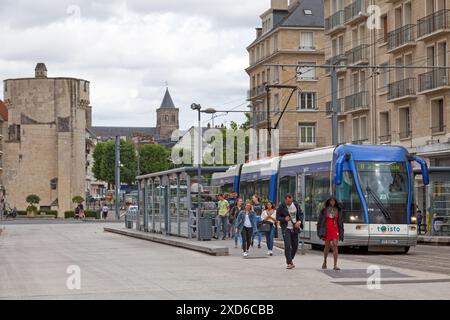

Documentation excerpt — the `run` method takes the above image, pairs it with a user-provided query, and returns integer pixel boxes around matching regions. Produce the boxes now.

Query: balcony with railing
[326,99,344,116]
[247,85,266,99]
[387,78,416,102]
[325,10,345,35]
[344,91,369,113]
[418,69,450,93]
[346,44,369,66]
[431,124,446,135]
[352,138,369,145]
[344,0,369,25]
[379,134,392,143]
[325,54,347,74]
[399,130,412,140]
[387,24,416,53]
[279,137,327,151]
[417,9,450,40]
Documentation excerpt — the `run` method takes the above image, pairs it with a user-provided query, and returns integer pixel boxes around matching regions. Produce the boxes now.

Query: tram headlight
[411,216,417,224]
[350,216,356,222]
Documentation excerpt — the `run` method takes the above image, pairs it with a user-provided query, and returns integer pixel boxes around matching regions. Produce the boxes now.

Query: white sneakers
[243,252,249,257]
[268,250,273,256]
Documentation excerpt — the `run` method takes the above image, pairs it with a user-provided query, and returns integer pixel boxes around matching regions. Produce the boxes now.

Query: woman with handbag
[260,201,277,256]
[317,197,344,271]
[230,198,243,248]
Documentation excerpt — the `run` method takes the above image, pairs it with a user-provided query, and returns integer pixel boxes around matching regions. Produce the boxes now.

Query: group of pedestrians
[214,192,345,270]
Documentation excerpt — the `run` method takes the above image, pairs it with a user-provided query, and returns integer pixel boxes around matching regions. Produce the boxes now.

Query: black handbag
[258,221,272,232]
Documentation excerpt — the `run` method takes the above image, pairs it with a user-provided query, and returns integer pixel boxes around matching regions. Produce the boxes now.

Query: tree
[26,194,40,213]
[139,144,172,175]
[92,139,137,185]
[72,196,85,205]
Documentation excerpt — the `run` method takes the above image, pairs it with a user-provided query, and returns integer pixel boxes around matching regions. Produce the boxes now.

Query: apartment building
[0,100,7,205]
[323,0,450,165]
[246,0,328,156]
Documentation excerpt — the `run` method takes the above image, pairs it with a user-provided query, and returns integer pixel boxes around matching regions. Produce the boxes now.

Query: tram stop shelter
[415,167,450,236]
[132,167,229,240]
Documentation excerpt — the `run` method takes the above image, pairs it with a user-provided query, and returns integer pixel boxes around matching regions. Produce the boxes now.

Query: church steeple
[156,87,179,140]
[160,88,176,109]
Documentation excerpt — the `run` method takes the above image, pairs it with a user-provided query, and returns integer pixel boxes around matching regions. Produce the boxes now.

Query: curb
[104,227,229,256]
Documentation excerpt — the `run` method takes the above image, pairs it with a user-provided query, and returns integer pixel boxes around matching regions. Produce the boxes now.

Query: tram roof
[335,144,410,161]
[137,166,229,181]
[241,157,280,175]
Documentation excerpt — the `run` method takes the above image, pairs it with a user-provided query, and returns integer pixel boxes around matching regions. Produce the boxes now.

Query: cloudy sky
[0,0,268,129]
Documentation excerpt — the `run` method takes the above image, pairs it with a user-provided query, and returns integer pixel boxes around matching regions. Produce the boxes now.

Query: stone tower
[156,88,179,140]
[3,63,90,216]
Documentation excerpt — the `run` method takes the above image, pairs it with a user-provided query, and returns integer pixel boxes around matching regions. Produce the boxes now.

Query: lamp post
[191,103,203,240]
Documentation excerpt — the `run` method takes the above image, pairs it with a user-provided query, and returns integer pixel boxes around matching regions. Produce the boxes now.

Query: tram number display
[357,162,403,172]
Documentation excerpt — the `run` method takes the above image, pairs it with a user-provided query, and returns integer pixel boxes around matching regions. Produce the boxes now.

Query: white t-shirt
[261,210,277,225]
[244,213,252,228]
[287,203,297,230]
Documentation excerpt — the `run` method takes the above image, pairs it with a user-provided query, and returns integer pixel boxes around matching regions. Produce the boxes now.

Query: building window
[165,115,169,123]
[298,92,317,111]
[399,107,411,139]
[299,123,316,144]
[352,117,367,143]
[379,112,391,141]
[274,93,280,112]
[379,63,390,90]
[171,115,176,124]
[300,32,314,50]
[431,99,445,134]
[297,62,316,81]
[274,66,280,82]
[338,121,345,144]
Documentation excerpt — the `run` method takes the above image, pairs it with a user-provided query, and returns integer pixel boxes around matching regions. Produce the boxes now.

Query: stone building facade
[2,63,91,215]
[0,100,7,205]
[247,0,328,156]
[322,0,450,162]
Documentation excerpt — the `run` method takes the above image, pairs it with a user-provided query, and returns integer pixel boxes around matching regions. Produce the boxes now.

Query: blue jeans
[264,225,275,251]
[252,215,262,245]
[231,221,240,245]
[216,215,228,239]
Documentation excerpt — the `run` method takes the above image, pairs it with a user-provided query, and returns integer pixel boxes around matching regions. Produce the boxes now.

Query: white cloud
[0,0,267,128]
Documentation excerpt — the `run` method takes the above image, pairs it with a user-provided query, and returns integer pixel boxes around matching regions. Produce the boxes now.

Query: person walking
[416,210,423,234]
[317,197,344,271]
[251,195,263,248]
[261,201,277,256]
[216,194,230,240]
[229,198,243,248]
[102,204,109,220]
[235,200,256,257]
[277,194,303,269]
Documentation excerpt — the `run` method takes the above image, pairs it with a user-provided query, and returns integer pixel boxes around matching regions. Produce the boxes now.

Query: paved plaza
[1,222,450,300]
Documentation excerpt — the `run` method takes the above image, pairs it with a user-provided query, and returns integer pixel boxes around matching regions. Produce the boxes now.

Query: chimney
[271,0,288,10]
[35,63,47,78]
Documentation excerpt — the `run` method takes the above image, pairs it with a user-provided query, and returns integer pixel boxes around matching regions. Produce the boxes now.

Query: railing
[431,125,446,134]
[387,24,416,51]
[326,98,344,115]
[352,138,369,145]
[379,134,392,142]
[399,131,412,139]
[418,9,450,38]
[388,78,416,100]
[325,10,345,32]
[248,85,266,99]
[344,0,367,23]
[326,54,347,66]
[418,69,449,92]
[279,137,327,149]
[344,91,369,112]
[346,44,369,65]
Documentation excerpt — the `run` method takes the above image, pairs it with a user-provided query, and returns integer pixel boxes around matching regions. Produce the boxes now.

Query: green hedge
[15,210,58,217]
[64,210,99,219]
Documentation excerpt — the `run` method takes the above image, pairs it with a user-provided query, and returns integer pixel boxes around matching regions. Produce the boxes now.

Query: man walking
[277,194,303,269]
[216,194,230,240]
[102,204,109,220]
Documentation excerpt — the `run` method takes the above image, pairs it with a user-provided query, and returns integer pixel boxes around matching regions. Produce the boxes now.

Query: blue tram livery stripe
[279,162,332,177]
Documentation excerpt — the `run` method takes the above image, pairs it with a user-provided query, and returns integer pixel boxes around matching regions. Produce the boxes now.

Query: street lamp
[190,103,203,240]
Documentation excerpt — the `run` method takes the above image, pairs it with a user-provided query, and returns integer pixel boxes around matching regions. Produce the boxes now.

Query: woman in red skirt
[317,197,344,270]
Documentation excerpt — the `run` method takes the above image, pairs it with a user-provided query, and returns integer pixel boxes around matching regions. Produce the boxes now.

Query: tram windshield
[356,161,409,224]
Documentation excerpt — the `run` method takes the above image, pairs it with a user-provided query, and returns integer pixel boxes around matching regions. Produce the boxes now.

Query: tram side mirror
[335,155,347,186]
[414,156,430,186]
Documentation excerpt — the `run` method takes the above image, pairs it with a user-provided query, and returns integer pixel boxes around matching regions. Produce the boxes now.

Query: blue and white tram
[213,144,430,253]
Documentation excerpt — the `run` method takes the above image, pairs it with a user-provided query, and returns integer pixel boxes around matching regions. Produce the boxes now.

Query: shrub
[26,194,41,206]
[72,196,85,205]
[26,205,38,213]
[64,211,75,219]
[40,210,58,217]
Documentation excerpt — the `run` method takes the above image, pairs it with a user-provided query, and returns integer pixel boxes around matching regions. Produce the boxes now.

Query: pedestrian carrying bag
[258,221,272,232]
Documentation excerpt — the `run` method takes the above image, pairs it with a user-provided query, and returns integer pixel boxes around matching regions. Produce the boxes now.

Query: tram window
[305,172,331,221]
[279,176,296,203]
[336,171,364,223]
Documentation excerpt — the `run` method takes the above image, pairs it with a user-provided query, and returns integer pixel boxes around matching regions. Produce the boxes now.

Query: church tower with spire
[156,88,179,140]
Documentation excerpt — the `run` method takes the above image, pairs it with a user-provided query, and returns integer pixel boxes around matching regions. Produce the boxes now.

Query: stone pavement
[1,222,450,300]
